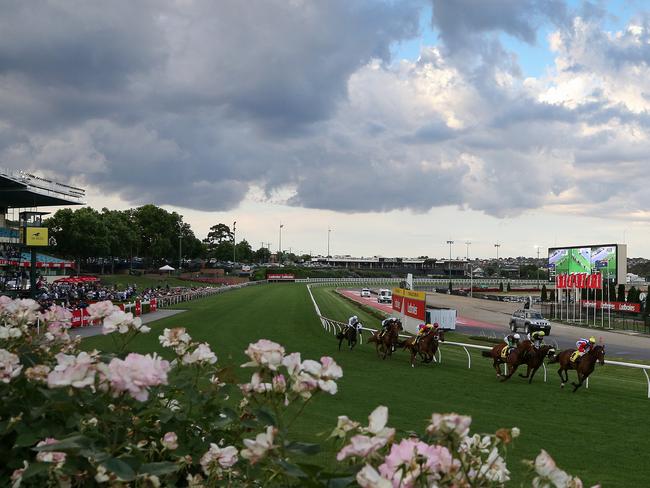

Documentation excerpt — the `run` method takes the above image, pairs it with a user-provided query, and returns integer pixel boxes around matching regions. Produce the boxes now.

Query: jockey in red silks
[571,336,596,362]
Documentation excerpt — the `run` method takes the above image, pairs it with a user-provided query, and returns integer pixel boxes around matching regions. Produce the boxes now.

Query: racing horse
[549,344,605,392]
[499,341,556,383]
[368,320,403,360]
[337,324,361,351]
[402,329,445,368]
[481,342,528,379]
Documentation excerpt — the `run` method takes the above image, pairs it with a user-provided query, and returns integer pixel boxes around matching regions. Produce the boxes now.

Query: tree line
[44,205,274,271]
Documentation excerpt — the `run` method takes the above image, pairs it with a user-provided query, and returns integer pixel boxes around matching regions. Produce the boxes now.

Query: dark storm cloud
[2,0,650,219]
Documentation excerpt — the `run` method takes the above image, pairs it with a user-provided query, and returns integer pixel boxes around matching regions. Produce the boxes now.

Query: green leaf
[254,407,277,426]
[33,435,91,451]
[15,432,40,447]
[325,476,356,488]
[285,441,321,456]
[277,459,307,479]
[101,458,136,481]
[139,461,179,476]
[21,462,49,480]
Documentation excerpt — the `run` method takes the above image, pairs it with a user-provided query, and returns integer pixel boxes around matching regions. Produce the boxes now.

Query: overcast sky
[5,0,650,258]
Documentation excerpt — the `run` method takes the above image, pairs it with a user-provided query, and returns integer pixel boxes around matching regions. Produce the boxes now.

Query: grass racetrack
[85,284,649,487]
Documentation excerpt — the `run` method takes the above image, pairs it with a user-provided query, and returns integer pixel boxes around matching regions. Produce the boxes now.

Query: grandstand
[0,168,85,294]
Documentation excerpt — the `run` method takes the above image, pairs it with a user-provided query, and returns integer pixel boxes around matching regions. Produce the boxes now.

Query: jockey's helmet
[538,331,545,336]
[433,322,439,328]
[514,333,521,340]
[589,336,596,343]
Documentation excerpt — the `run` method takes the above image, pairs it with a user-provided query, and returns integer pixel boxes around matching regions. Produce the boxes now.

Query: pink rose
[105,353,170,401]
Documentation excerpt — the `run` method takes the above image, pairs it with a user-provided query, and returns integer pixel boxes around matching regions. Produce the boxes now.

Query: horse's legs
[501,362,520,382]
[572,370,584,392]
[411,349,416,368]
[528,366,539,384]
[557,367,567,387]
[338,336,343,351]
[493,359,502,377]
[519,365,531,379]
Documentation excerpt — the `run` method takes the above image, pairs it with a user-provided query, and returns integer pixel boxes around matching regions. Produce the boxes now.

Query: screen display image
[548,245,618,280]
[590,246,616,280]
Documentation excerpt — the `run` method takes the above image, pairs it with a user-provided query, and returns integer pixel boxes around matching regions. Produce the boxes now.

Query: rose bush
[0,297,598,487]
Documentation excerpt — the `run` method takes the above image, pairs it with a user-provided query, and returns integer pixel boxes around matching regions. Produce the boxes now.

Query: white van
[377,289,392,304]
[360,288,371,297]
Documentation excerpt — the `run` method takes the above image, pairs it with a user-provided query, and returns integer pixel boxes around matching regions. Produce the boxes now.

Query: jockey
[346,315,360,333]
[380,317,399,336]
[504,333,521,354]
[575,336,596,359]
[415,323,435,344]
[527,330,545,349]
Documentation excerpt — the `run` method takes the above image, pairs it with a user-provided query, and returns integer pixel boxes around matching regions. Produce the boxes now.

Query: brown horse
[402,329,445,368]
[481,341,528,379]
[515,344,556,384]
[549,345,605,392]
[368,321,403,360]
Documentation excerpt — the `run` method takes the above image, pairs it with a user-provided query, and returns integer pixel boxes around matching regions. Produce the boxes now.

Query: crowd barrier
[43,281,268,329]
[306,285,650,398]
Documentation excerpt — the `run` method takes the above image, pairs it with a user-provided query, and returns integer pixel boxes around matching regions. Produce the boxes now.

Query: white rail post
[643,369,650,399]
[542,363,547,382]
[462,346,471,369]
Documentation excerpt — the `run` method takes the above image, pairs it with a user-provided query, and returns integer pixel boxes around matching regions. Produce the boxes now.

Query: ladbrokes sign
[392,288,426,321]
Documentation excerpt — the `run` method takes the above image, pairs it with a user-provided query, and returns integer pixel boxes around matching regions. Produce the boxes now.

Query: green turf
[98,274,214,290]
[84,284,649,487]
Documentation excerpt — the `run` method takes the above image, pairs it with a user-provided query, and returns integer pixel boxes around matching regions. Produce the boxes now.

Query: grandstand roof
[0,169,85,208]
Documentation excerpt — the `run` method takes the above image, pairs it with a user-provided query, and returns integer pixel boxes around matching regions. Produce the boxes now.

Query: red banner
[267,273,295,281]
[392,295,403,314]
[580,300,641,313]
[135,300,142,316]
[556,273,602,289]
[150,298,157,312]
[403,297,426,321]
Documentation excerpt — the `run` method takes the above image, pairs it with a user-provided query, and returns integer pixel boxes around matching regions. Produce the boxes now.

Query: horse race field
[84,284,650,486]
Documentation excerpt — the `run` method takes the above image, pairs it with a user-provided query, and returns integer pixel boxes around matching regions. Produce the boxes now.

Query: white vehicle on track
[360,288,371,298]
[377,289,392,304]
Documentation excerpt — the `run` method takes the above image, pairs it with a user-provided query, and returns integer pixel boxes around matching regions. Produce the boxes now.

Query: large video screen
[548,245,617,280]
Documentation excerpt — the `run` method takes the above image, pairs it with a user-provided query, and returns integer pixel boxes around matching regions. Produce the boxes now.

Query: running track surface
[337,289,501,331]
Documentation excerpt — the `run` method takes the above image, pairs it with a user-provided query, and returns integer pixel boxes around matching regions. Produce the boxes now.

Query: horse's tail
[481,350,492,358]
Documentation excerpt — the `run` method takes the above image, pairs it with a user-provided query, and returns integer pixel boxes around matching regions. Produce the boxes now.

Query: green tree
[549,289,555,301]
[45,207,109,274]
[541,284,548,302]
[506,282,512,292]
[499,282,504,292]
[101,209,139,274]
[617,284,626,302]
[254,247,272,263]
[235,240,254,263]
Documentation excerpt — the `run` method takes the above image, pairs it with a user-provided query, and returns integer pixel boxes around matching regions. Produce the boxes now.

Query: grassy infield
[84,284,650,487]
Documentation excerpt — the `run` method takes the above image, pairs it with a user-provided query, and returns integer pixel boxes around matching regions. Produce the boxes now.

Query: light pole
[232,221,237,263]
[446,240,454,280]
[465,241,471,296]
[279,223,283,262]
[327,227,331,260]
[178,223,183,273]
[534,245,541,289]
[494,243,501,280]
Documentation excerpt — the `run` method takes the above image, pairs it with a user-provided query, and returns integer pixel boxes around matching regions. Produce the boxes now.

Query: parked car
[509,309,551,335]
[377,289,392,304]
[360,288,371,298]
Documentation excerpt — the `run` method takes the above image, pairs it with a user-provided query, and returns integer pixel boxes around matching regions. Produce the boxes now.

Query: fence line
[306,285,650,397]
[298,277,544,286]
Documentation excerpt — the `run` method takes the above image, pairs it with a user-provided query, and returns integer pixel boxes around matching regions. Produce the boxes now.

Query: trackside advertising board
[266,273,295,281]
[392,288,426,320]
